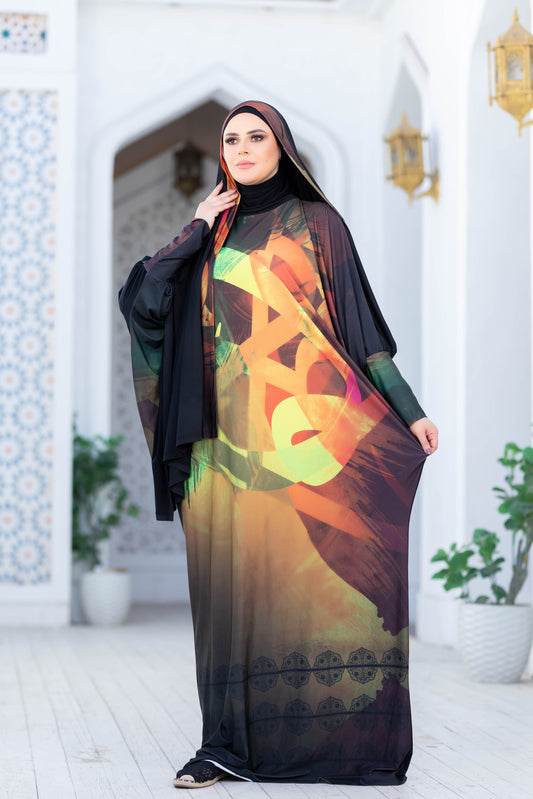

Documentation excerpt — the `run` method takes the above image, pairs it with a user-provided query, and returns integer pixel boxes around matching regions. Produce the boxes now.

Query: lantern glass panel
[404,139,418,165]
[391,146,398,166]
[174,145,203,197]
[507,54,524,81]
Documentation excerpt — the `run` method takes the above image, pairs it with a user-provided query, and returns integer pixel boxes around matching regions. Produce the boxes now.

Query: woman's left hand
[409,417,439,455]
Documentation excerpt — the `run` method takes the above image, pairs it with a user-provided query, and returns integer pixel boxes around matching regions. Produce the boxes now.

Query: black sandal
[173,760,224,789]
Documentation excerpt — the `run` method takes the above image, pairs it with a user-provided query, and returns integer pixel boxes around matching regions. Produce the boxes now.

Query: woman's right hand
[194,182,238,229]
[409,417,439,455]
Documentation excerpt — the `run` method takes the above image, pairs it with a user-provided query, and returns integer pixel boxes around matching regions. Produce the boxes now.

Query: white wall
[379,0,502,643]
[465,0,531,604]
[378,0,533,643]
[75,1,383,435]
[69,0,533,643]
[0,0,77,624]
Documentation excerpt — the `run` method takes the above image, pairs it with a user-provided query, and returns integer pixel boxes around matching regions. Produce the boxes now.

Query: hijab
[120,100,397,519]
[221,103,324,211]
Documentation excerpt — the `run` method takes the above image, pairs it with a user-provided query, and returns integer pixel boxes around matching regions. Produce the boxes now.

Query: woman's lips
[237,162,254,168]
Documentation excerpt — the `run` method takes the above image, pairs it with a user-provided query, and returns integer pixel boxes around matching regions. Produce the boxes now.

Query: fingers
[197,190,237,211]
[408,419,438,456]
[217,189,238,205]
[209,189,238,212]
[206,181,224,198]
[194,186,238,228]
[424,426,438,455]
[207,181,238,200]
[206,187,238,206]
[416,432,431,455]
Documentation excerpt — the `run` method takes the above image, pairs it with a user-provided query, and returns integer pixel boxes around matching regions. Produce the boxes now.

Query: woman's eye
[224,134,265,145]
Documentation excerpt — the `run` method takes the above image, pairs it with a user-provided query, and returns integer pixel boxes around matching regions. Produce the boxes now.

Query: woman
[119,101,438,788]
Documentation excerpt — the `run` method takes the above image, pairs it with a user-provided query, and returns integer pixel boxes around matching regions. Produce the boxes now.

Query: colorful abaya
[119,101,428,786]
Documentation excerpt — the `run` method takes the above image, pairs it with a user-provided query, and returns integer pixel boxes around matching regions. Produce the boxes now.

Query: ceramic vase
[80,569,131,625]
[458,602,533,682]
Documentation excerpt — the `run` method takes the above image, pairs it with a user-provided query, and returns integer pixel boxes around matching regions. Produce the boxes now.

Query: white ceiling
[82,0,396,19]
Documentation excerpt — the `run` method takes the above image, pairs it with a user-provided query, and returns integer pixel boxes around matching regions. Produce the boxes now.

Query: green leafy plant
[431,441,533,605]
[72,424,139,569]
[431,529,506,604]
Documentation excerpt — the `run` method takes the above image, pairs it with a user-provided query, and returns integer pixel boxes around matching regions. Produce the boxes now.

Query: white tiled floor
[2,604,532,799]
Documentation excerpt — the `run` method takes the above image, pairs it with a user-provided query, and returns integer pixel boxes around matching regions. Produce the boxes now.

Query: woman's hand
[409,417,439,455]
[194,182,238,229]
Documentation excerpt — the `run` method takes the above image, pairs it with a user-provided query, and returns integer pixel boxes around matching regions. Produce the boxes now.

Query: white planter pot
[80,569,132,625]
[458,602,533,683]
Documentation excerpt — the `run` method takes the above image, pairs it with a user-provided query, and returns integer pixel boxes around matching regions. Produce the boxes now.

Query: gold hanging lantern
[384,112,439,203]
[174,142,203,197]
[488,9,533,135]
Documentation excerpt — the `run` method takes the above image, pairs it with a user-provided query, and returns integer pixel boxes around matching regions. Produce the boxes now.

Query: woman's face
[222,112,281,185]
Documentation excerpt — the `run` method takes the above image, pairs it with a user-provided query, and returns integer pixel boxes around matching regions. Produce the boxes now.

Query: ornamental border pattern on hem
[0,14,47,54]
[0,90,57,585]
[201,648,408,696]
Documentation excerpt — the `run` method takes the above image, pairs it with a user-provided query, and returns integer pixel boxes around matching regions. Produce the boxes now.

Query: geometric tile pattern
[0,14,47,54]
[0,90,57,583]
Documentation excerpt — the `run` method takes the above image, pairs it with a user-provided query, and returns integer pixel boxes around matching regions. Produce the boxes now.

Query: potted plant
[72,424,138,625]
[431,441,533,682]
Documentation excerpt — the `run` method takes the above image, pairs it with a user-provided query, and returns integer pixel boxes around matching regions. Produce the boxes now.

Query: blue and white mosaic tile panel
[0,13,47,54]
[0,90,57,584]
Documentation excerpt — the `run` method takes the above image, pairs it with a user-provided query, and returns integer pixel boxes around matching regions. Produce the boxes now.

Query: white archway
[381,34,431,139]
[82,66,346,437]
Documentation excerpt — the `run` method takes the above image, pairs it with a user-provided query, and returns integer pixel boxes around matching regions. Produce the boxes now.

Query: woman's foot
[173,760,224,789]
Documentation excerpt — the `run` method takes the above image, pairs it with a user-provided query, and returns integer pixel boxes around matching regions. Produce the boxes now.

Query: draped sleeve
[304,202,396,366]
[118,219,211,520]
[118,218,210,454]
[120,218,210,331]
[303,202,426,427]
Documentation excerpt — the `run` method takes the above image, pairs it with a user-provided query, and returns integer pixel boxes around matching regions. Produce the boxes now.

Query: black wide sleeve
[307,203,397,367]
[119,218,210,329]
[306,203,426,427]
[117,218,211,521]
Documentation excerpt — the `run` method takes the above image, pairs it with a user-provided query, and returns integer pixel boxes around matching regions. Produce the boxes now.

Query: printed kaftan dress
[180,197,427,785]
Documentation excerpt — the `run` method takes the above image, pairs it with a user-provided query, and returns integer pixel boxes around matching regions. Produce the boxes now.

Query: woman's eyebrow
[224,128,268,137]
